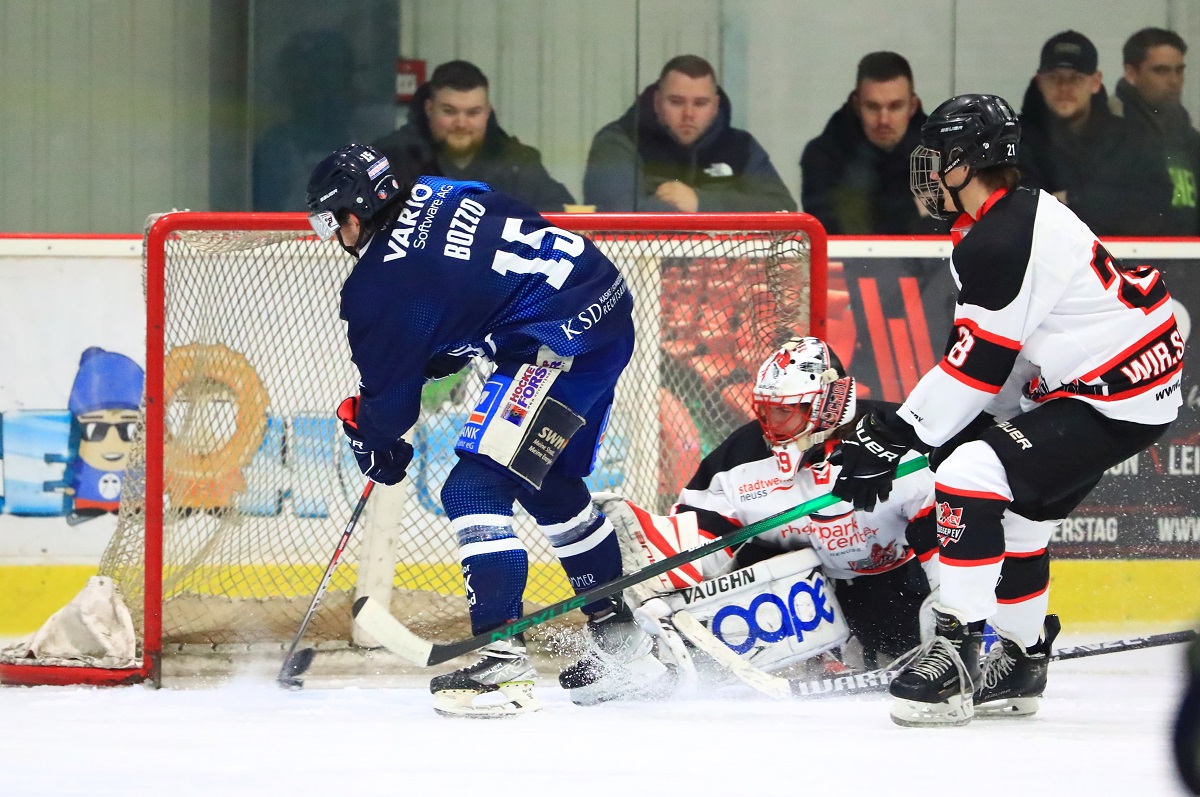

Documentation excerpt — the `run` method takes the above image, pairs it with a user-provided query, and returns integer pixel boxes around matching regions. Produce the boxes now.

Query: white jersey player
[832,94,1182,726]
[601,337,939,681]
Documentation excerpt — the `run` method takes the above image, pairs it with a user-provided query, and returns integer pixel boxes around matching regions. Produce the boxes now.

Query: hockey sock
[934,441,1011,622]
[542,505,622,616]
[454,517,528,636]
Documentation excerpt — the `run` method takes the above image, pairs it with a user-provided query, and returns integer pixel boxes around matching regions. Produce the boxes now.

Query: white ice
[1,643,1192,797]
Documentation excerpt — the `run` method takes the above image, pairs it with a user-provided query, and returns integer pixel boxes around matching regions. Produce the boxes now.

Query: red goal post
[0,211,826,687]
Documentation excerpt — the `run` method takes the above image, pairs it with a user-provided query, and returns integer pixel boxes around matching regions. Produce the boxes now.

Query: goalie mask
[752,337,856,452]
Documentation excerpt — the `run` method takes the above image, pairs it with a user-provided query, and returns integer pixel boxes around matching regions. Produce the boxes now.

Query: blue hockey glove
[831,412,910,512]
[337,396,413,486]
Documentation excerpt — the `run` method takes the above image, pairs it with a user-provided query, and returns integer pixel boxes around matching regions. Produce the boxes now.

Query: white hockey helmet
[752,337,857,449]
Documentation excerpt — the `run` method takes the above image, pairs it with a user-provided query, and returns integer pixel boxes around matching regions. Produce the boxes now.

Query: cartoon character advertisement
[0,242,144,560]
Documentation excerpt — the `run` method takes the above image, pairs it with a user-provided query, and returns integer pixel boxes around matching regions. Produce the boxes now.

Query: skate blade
[975,696,1040,717]
[889,694,974,727]
[433,681,541,719]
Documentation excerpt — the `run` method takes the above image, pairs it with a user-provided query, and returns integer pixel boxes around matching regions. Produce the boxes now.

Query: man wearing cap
[1018,30,1173,235]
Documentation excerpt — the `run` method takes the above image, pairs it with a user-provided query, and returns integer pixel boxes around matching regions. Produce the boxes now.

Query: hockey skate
[429,637,539,718]
[559,598,673,706]
[888,608,983,727]
[975,614,1060,717]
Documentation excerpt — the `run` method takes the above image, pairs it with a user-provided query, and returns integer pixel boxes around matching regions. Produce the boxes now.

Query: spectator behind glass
[373,60,575,212]
[583,55,796,212]
[800,52,948,235]
[253,30,359,211]
[1110,28,1200,235]
[1019,30,1173,236]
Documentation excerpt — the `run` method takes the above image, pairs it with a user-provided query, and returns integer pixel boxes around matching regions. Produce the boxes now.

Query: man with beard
[373,60,574,212]
[1018,30,1173,236]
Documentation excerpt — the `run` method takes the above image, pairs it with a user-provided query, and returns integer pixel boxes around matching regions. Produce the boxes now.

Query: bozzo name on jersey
[443,196,486,261]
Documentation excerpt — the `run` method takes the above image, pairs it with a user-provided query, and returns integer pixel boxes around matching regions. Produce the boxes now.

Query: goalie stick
[277,480,375,689]
[352,456,930,667]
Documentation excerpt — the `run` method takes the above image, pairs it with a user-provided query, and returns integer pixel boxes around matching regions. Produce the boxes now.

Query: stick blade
[277,647,316,688]
[352,596,436,667]
[672,611,792,699]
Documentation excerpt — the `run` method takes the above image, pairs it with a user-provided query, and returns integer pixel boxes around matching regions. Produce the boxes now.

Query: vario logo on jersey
[709,574,836,655]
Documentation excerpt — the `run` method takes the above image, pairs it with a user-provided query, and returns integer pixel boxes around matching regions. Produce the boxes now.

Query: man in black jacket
[1018,30,1173,236]
[373,60,574,213]
[801,52,948,235]
[583,55,795,212]
[1110,27,1200,235]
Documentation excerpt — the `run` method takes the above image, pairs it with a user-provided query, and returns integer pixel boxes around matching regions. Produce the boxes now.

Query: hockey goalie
[597,337,940,690]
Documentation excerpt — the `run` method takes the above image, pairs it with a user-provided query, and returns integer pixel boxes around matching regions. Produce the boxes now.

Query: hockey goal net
[0,211,826,685]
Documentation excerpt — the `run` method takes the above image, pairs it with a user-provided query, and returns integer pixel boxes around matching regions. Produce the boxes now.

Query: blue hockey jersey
[340,177,634,451]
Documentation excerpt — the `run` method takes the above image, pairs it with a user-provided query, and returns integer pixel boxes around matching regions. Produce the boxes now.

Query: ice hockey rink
[1,640,1192,797]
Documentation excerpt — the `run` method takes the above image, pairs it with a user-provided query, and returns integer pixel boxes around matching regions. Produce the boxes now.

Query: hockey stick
[352,456,930,667]
[671,610,793,699]
[277,480,375,688]
[784,626,1200,700]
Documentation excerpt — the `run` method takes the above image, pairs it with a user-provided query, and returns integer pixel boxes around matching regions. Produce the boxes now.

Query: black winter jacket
[800,99,948,235]
[372,82,574,213]
[1018,80,1173,236]
[1110,78,1200,236]
[582,83,796,212]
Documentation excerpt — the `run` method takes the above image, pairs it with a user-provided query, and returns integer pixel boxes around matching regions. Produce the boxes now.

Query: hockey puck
[277,675,305,690]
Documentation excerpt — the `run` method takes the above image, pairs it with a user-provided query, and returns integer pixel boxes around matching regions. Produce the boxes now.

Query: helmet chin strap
[941,165,977,218]
[336,228,360,257]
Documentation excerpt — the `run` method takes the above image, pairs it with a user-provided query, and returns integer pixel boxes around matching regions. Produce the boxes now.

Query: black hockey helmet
[305,143,404,244]
[910,94,1020,218]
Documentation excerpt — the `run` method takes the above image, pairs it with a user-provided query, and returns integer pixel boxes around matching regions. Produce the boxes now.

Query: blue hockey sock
[454,516,528,636]
[543,506,621,616]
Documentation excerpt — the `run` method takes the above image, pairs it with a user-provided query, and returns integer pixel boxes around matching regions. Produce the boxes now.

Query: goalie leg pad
[665,548,851,674]
[594,492,721,595]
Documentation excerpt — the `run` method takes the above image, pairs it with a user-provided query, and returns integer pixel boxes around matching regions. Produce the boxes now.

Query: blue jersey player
[306,144,670,716]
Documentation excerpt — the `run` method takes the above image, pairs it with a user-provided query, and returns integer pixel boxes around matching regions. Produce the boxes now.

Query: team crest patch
[936,501,965,546]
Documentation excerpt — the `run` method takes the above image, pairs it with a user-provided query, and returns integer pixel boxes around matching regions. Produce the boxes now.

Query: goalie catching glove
[337,396,413,485]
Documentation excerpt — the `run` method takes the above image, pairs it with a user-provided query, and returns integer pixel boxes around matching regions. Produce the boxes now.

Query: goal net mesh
[98,215,820,655]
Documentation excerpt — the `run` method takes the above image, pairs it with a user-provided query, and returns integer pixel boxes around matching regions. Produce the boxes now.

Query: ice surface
[1,643,1192,797]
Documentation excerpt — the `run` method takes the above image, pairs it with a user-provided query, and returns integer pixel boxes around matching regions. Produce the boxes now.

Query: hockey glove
[337,396,413,486]
[831,412,911,512]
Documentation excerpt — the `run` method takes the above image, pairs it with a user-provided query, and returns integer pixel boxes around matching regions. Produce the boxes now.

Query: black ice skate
[888,608,983,727]
[975,614,1061,717]
[559,598,672,706]
[429,636,539,718]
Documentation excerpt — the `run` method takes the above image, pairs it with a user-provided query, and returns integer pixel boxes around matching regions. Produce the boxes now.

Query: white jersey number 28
[491,218,585,289]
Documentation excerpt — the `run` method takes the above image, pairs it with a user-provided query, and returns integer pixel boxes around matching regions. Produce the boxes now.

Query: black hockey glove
[831,412,911,512]
[337,396,413,486]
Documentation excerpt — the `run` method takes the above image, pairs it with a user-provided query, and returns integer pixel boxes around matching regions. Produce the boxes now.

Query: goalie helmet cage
[0,211,826,687]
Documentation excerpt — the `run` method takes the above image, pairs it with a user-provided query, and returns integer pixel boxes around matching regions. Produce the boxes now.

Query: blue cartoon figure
[65,348,144,524]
